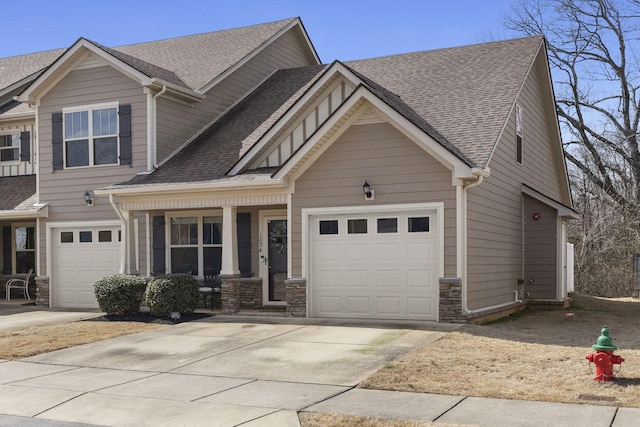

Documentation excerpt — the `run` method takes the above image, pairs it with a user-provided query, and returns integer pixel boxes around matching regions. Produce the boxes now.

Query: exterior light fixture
[532,212,540,220]
[84,190,94,207]
[363,181,374,200]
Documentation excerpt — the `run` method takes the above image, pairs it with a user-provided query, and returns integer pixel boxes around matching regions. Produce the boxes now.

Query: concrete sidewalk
[0,312,638,426]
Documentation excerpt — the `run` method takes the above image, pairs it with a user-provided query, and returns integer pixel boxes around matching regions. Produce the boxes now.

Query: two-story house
[1,17,576,322]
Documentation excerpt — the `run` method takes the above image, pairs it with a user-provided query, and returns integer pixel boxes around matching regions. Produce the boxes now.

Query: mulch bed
[88,312,213,324]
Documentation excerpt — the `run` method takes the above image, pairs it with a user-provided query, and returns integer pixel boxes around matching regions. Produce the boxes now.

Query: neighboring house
[0,17,576,322]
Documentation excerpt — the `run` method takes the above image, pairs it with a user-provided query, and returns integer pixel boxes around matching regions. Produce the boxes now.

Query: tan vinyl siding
[524,195,557,299]
[465,51,567,310]
[291,121,456,278]
[37,65,147,274]
[0,121,35,177]
[155,27,318,161]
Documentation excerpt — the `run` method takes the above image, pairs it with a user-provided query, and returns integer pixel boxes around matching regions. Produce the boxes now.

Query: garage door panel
[311,208,439,321]
[346,270,369,287]
[346,296,370,314]
[53,226,121,309]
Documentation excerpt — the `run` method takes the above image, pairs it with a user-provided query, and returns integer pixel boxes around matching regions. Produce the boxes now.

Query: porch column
[221,206,239,276]
[123,210,138,275]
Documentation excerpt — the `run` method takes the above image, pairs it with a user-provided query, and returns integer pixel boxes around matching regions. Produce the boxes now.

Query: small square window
[377,218,398,233]
[98,231,112,242]
[348,219,367,234]
[60,232,74,243]
[319,220,339,235]
[408,217,430,232]
[79,231,93,243]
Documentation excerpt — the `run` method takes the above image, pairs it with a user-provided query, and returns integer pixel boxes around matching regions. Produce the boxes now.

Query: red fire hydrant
[585,326,624,381]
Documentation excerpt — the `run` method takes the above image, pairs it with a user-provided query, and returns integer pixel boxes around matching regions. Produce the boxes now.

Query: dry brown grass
[299,413,477,427]
[0,320,165,359]
[361,295,640,408]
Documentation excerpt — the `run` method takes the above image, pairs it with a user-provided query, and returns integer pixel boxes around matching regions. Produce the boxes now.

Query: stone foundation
[286,278,306,317]
[220,275,240,313]
[238,278,263,309]
[35,276,50,307]
[439,277,465,323]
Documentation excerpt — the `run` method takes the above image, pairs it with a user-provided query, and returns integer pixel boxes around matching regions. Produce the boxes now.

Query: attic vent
[259,80,354,168]
[354,107,384,125]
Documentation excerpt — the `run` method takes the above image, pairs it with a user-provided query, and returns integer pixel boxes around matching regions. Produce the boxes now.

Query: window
[14,226,35,274]
[377,218,398,234]
[169,214,222,275]
[347,219,368,234]
[516,105,523,164]
[0,133,19,162]
[319,220,339,235]
[79,231,93,243]
[64,104,118,167]
[408,217,430,233]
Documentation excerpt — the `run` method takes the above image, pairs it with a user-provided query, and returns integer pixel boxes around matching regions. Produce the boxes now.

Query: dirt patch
[299,413,476,427]
[361,295,640,407]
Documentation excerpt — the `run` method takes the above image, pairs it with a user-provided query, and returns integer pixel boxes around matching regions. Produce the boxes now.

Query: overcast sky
[3,0,520,61]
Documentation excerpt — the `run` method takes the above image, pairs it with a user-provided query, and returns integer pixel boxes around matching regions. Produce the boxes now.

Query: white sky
[3,0,520,61]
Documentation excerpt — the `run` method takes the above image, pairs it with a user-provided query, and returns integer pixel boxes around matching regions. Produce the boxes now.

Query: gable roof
[346,35,545,169]
[100,35,547,193]
[8,17,316,107]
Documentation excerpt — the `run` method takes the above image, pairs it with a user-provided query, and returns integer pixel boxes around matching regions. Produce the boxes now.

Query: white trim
[301,202,445,319]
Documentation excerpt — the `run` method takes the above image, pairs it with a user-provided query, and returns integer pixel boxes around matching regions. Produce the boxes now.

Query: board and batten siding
[37,65,148,275]
[155,26,318,162]
[0,121,35,177]
[291,121,457,278]
[465,51,568,310]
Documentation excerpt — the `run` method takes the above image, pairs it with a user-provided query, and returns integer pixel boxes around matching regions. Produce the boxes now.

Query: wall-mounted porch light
[84,190,94,207]
[363,181,374,200]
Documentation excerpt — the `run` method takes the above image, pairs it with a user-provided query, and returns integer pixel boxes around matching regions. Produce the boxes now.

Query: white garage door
[53,225,121,308]
[310,209,439,320]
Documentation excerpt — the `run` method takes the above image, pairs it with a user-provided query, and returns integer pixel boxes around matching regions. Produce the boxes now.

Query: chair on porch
[5,269,34,301]
[200,271,221,310]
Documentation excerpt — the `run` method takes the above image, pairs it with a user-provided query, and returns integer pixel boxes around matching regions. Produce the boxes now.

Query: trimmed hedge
[94,274,148,315]
[146,274,200,316]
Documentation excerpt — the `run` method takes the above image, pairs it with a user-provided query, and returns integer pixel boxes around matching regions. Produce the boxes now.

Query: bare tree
[505,0,640,296]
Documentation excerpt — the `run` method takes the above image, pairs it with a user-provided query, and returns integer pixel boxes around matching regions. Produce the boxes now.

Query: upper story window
[516,105,523,164]
[64,103,118,167]
[0,133,19,162]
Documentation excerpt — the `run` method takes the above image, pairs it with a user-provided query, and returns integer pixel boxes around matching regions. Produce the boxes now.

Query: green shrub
[146,274,200,316]
[94,274,148,315]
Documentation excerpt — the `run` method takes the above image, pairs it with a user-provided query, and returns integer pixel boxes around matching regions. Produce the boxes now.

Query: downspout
[109,194,127,274]
[147,85,167,171]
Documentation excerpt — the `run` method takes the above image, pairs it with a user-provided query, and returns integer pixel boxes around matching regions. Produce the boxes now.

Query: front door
[260,210,287,306]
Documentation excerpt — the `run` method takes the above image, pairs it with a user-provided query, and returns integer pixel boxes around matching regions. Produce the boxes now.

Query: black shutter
[152,216,166,276]
[237,213,252,277]
[52,112,63,171]
[2,226,12,275]
[19,131,30,162]
[119,104,132,166]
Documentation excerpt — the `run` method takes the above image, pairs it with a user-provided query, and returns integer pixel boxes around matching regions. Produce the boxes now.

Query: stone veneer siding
[238,278,263,309]
[286,278,306,317]
[35,276,50,307]
[220,275,240,313]
[439,277,465,323]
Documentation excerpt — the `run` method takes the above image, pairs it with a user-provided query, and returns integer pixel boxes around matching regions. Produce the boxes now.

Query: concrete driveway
[0,315,458,427]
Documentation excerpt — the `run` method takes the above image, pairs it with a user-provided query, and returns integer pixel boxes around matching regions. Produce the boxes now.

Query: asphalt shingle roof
[346,36,544,168]
[0,175,36,211]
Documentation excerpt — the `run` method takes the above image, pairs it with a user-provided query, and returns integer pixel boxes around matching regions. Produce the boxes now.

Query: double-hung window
[168,213,223,276]
[64,103,118,167]
[0,133,20,162]
[14,225,36,274]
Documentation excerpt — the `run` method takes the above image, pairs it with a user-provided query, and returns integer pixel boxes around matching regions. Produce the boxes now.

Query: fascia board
[522,184,580,219]
[273,85,474,181]
[200,18,320,94]
[228,62,363,176]
[94,178,286,197]
[18,40,154,103]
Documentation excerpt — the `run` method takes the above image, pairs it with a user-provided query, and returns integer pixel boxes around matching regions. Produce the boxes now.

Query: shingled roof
[110,35,545,189]
[0,175,36,211]
[0,17,300,98]
[346,35,545,168]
